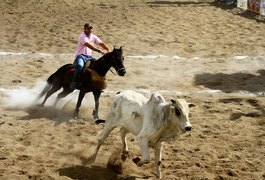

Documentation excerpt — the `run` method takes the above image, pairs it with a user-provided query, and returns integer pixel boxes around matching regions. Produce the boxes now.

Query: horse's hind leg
[40,84,62,106]
[54,87,73,106]
[38,83,51,100]
[33,83,51,105]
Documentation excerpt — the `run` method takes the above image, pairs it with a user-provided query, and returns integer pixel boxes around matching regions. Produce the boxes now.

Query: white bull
[88,90,193,178]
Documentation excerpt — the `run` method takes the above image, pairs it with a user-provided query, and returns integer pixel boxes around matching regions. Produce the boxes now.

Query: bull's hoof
[156,174,162,179]
[121,151,129,161]
[132,157,141,165]
[95,119,105,125]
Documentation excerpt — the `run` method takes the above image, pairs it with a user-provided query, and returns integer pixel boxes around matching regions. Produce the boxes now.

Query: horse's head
[109,46,126,76]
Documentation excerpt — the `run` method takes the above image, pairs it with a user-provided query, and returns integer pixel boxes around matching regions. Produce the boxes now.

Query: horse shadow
[57,165,147,180]
[17,105,74,126]
[194,69,265,93]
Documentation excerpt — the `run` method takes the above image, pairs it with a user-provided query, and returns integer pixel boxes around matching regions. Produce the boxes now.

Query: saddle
[69,60,92,73]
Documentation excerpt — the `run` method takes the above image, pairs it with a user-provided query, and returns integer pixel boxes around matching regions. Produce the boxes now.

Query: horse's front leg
[54,87,73,106]
[73,90,86,119]
[92,91,105,124]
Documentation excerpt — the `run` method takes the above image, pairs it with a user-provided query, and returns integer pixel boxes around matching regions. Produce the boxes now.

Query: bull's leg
[154,142,163,179]
[120,128,129,161]
[54,87,73,106]
[133,136,150,166]
[92,91,104,124]
[86,123,116,164]
[39,84,61,106]
[73,90,86,119]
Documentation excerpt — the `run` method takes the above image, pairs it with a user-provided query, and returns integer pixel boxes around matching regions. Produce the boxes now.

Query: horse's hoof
[95,119,105,125]
[73,112,78,119]
[37,103,44,107]
[83,155,96,165]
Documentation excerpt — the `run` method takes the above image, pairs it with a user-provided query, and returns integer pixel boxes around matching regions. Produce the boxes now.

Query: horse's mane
[88,48,121,76]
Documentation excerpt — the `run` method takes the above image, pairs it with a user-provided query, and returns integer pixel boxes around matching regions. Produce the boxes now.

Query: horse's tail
[38,82,52,99]
[38,63,73,99]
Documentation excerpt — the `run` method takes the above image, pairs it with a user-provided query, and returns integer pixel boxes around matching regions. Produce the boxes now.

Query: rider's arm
[84,42,102,54]
[99,42,110,53]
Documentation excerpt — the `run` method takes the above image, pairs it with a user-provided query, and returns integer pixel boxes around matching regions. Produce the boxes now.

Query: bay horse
[38,47,126,124]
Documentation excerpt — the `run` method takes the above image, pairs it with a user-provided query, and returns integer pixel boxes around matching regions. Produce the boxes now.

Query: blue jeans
[72,54,93,83]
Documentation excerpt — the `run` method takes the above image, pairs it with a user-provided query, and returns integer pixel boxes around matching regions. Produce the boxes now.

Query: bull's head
[170,99,193,133]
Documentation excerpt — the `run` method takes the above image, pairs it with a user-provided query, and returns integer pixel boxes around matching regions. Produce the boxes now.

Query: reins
[110,68,117,75]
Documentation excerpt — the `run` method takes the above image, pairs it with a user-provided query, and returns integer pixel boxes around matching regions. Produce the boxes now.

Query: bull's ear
[160,105,171,121]
[188,103,195,108]
[171,99,176,104]
[119,46,123,50]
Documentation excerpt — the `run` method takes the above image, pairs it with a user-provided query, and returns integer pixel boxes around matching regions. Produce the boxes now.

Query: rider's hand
[98,49,106,55]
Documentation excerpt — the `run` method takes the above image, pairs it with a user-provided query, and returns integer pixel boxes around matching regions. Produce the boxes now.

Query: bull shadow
[58,165,145,180]
[146,0,213,7]
[210,0,265,23]
[147,1,264,23]
[195,70,265,120]
[194,69,265,93]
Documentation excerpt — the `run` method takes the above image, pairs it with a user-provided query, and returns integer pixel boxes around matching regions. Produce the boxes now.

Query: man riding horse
[70,22,110,90]
[38,22,126,121]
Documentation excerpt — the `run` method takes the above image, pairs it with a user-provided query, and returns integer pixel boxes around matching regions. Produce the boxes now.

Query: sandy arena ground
[0,0,265,179]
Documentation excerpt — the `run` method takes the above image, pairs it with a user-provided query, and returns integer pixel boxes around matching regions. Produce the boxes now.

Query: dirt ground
[0,0,265,179]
